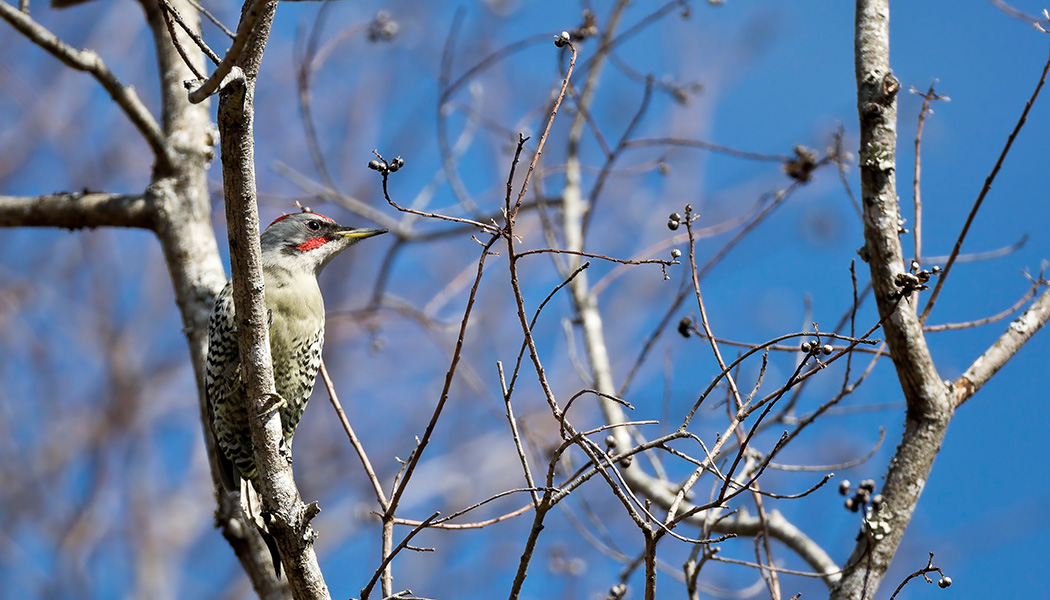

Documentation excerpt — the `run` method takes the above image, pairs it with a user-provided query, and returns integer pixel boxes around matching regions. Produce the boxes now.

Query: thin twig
[581,76,654,237]
[832,125,863,218]
[387,237,497,511]
[186,0,234,38]
[514,247,673,266]
[156,0,221,67]
[709,555,845,578]
[503,260,591,418]
[158,2,206,79]
[924,281,1041,331]
[360,512,440,600]
[683,206,743,411]
[619,179,811,398]
[623,137,793,162]
[886,553,947,600]
[498,361,539,506]
[392,502,533,530]
[768,429,885,472]
[187,0,267,103]
[910,81,948,267]
[377,162,499,234]
[919,43,1050,322]
[509,41,577,220]
[319,360,389,511]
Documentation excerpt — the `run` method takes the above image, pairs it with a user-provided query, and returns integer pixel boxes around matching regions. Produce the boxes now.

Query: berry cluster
[839,478,882,513]
[367,155,405,175]
[893,260,942,297]
[801,340,834,356]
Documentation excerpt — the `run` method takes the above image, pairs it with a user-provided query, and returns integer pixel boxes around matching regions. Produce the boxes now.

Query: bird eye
[307,220,321,231]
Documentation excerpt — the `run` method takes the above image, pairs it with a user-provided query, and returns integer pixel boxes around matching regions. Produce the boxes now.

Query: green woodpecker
[206,211,386,492]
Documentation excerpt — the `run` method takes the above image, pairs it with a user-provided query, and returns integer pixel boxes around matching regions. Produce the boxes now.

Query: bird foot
[256,393,286,419]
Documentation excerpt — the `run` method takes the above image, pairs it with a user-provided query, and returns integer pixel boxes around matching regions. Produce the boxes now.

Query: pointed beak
[335,228,388,241]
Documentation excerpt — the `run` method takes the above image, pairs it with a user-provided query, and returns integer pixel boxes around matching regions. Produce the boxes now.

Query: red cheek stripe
[295,237,328,251]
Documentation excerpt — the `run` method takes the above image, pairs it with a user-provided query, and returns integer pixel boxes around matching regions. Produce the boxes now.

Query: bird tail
[215,446,240,493]
[244,480,283,578]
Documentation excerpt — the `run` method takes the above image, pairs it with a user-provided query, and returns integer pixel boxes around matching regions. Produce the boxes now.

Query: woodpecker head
[260,212,386,276]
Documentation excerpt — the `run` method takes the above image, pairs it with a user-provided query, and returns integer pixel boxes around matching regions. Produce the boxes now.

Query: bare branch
[187,0,269,103]
[216,3,330,587]
[0,193,152,229]
[834,2,955,596]
[954,285,1050,407]
[990,0,1045,27]
[0,1,171,171]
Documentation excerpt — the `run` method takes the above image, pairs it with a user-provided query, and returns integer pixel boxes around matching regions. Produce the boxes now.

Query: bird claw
[256,393,286,419]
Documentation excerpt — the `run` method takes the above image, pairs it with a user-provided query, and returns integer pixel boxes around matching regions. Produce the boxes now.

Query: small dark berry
[678,317,692,338]
[839,480,851,496]
[938,577,952,588]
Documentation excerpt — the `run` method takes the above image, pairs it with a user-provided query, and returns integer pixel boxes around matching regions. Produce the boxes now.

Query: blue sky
[2,1,1049,598]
